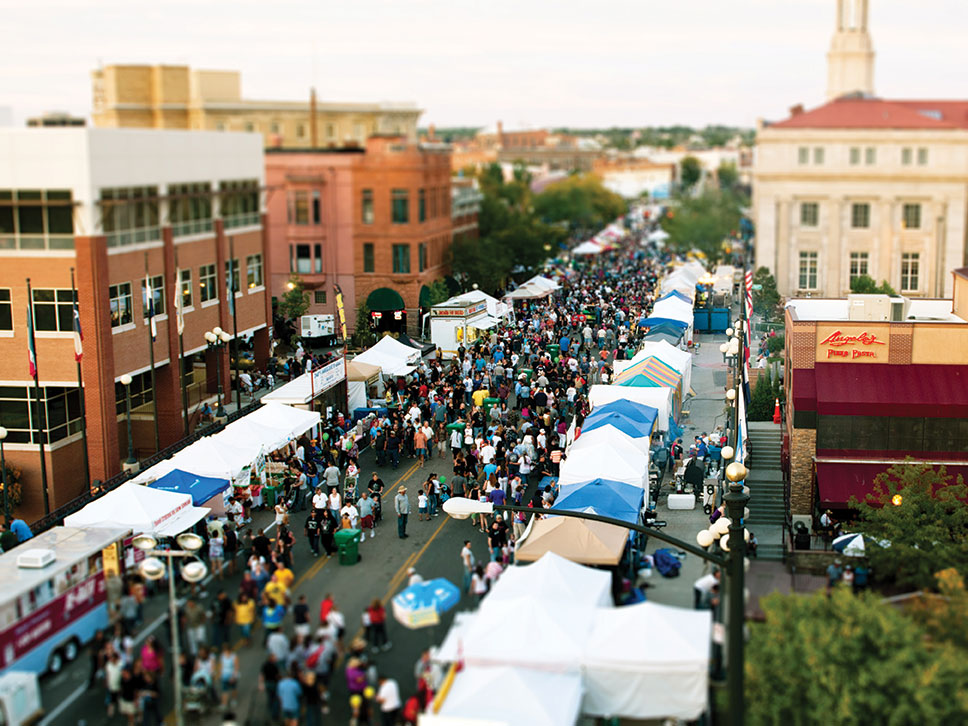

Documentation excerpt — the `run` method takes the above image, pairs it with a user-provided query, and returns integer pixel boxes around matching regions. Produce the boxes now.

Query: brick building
[0,128,270,519]
[265,136,468,334]
[784,274,968,520]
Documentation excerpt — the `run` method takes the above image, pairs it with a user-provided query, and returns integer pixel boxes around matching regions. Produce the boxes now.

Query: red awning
[792,369,816,412]
[814,364,968,418]
[816,459,968,508]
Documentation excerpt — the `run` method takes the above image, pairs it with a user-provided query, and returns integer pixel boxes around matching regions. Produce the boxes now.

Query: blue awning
[637,316,689,330]
[149,469,230,506]
[554,478,643,524]
[658,290,692,304]
[587,401,658,431]
[582,411,652,438]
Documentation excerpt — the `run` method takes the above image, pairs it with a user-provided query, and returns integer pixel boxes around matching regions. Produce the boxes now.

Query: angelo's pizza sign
[816,325,889,362]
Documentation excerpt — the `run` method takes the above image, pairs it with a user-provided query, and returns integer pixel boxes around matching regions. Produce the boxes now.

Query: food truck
[429,298,500,359]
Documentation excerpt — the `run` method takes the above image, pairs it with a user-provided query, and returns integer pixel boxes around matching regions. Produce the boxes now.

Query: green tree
[660,190,740,264]
[424,278,451,306]
[716,161,739,190]
[350,301,376,349]
[908,568,968,651]
[679,156,702,189]
[276,275,310,347]
[849,274,898,295]
[451,235,511,295]
[747,588,968,726]
[747,369,776,421]
[851,462,968,590]
[766,334,785,357]
[752,266,782,320]
[532,174,627,234]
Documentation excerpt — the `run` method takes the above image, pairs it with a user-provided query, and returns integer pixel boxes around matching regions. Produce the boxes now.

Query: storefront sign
[432,301,487,318]
[310,356,346,398]
[816,326,889,361]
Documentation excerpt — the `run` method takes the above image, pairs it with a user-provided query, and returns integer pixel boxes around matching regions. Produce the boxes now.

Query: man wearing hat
[394,486,410,539]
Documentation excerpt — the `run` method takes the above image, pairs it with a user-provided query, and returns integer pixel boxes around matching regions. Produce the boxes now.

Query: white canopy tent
[647,228,670,243]
[64,481,209,537]
[617,341,693,394]
[459,596,591,672]
[713,264,735,294]
[353,335,421,376]
[487,551,613,611]
[522,274,560,292]
[242,402,320,444]
[558,439,649,489]
[347,359,382,412]
[132,436,254,485]
[572,240,605,255]
[421,667,582,726]
[505,284,549,300]
[570,423,651,455]
[659,278,696,300]
[651,296,694,326]
[450,289,511,319]
[581,602,712,721]
[588,385,673,430]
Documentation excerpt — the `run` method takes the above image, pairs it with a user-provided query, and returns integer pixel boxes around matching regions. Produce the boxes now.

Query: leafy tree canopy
[851,462,968,590]
[752,266,782,321]
[850,274,898,296]
[660,190,741,264]
[717,161,739,190]
[747,587,968,726]
[679,156,702,189]
[532,174,626,234]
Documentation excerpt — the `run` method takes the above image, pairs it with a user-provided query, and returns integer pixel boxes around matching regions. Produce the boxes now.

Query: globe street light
[119,374,137,471]
[442,495,748,723]
[134,532,207,726]
[205,329,229,419]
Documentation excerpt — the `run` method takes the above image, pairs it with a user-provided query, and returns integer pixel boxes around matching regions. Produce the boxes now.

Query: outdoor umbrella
[392,577,461,629]
[831,532,889,557]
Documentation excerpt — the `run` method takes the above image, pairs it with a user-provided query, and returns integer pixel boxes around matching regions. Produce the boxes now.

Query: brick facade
[790,427,817,515]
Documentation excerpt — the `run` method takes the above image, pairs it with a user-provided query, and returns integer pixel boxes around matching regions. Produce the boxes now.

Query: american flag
[27,304,37,378]
[744,269,754,356]
[72,298,83,362]
[145,274,157,342]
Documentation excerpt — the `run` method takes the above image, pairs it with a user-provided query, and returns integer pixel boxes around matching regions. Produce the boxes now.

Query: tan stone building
[753,0,968,299]
[91,65,421,148]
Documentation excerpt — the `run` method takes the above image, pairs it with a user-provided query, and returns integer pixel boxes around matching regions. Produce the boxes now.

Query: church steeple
[826,0,875,100]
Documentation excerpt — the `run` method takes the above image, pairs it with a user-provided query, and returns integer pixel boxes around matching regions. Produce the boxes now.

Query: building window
[392,244,410,274]
[0,385,83,444]
[225,259,241,296]
[109,283,133,328]
[0,189,75,252]
[290,191,309,225]
[294,244,311,274]
[901,147,913,165]
[168,182,213,237]
[813,147,824,164]
[901,253,920,292]
[216,122,225,132]
[391,189,409,224]
[141,276,165,319]
[31,288,75,332]
[314,291,327,304]
[314,244,322,274]
[312,191,321,225]
[917,148,929,165]
[0,289,11,331]
[865,147,876,165]
[199,264,217,303]
[797,147,809,165]
[419,243,427,272]
[114,372,154,416]
[178,268,193,309]
[849,252,869,282]
[270,122,280,135]
[798,251,818,290]
[246,254,264,289]
[100,187,159,248]
[362,189,374,224]
[296,124,305,138]
[326,124,335,139]
[800,202,819,227]
[220,180,260,229]
[851,202,871,229]
[363,243,375,273]
[849,147,860,165]
[419,189,426,222]
[244,122,254,133]
[902,203,921,230]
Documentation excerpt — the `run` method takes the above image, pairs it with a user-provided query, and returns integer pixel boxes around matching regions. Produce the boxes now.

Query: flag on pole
[334,285,347,340]
[72,295,83,362]
[145,274,157,342]
[174,269,185,336]
[227,262,235,316]
[27,304,37,378]
[744,268,754,361]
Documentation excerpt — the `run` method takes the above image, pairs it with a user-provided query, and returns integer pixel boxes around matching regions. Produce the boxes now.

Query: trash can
[334,528,361,565]
[518,367,533,382]
[483,397,500,421]
[262,485,279,509]
[547,344,560,362]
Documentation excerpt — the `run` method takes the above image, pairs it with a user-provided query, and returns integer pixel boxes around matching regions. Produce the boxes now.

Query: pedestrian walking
[395,486,410,539]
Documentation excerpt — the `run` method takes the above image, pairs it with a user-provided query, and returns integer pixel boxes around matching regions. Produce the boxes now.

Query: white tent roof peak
[64,481,209,537]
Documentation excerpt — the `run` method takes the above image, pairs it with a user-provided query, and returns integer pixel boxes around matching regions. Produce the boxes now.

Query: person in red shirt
[319,593,334,625]
[365,599,391,653]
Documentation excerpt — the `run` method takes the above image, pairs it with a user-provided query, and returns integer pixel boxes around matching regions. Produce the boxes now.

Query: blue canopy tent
[590,400,659,428]
[658,290,692,305]
[583,411,653,439]
[554,478,644,524]
[636,316,689,330]
[642,323,686,345]
[149,469,230,507]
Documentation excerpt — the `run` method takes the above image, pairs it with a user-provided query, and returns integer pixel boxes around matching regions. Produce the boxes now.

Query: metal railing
[29,399,262,534]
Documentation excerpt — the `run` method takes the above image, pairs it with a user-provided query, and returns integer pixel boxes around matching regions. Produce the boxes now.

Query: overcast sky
[2,0,966,129]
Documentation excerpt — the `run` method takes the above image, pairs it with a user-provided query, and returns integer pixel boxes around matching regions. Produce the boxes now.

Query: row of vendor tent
[503,274,560,301]
[352,334,422,377]
[129,402,321,501]
[260,357,380,409]
[65,480,211,537]
[659,259,706,300]
[428,552,711,725]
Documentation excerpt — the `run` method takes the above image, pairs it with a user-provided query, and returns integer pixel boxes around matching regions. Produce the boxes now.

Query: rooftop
[770,96,968,131]
[786,297,965,323]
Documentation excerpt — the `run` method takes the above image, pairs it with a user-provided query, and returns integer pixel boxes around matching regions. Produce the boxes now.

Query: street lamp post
[119,374,138,472]
[443,491,750,724]
[132,532,208,726]
[0,426,7,523]
[205,328,231,419]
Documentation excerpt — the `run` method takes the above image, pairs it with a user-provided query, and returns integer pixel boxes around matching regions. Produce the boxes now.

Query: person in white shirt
[480,443,496,465]
[312,488,327,512]
[407,567,423,587]
[376,675,402,721]
[340,502,360,530]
